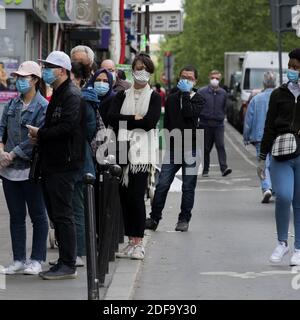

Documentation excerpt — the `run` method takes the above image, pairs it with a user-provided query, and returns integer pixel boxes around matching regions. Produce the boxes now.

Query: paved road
[132,123,300,300]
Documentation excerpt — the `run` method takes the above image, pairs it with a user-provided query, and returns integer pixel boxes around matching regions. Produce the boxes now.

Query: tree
[157,0,300,86]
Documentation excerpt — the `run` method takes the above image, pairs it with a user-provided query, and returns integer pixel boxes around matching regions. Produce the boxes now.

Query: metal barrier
[83,174,99,300]
[97,162,122,285]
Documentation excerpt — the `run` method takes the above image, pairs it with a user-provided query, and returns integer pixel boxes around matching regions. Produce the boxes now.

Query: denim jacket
[0,91,48,170]
[243,88,274,144]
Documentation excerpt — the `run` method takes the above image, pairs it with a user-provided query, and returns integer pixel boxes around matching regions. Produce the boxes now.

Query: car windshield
[244,68,288,90]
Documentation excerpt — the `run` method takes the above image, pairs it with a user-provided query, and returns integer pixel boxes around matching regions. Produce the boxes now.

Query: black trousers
[203,126,228,173]
[119,171,148,238]
[42,170,80,269]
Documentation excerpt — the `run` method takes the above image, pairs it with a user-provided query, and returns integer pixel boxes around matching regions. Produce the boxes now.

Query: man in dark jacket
[198,70,232,177]
[28,51,85,280]
[146,65,205,232]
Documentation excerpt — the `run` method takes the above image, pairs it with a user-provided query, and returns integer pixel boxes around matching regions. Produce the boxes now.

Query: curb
[104,231,151,300]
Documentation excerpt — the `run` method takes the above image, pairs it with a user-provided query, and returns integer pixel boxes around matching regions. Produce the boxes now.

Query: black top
[38,79,86,174]
[260,83,300,160]
[108,90,161,132]
[99,95,115,128]
[164,90,205,151]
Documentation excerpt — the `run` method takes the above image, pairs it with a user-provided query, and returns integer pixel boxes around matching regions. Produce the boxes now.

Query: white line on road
[225,132,257,168]
[199,270,295,279]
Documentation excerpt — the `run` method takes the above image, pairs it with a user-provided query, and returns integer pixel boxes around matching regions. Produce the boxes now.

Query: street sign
[132,10,183,34]
[269,0,297,32]
[292,4,300,36]
[151,11,183,34]
[125,0,166,4]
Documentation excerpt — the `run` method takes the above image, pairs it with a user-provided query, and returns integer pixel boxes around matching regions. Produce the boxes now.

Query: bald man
[101,59,131,92]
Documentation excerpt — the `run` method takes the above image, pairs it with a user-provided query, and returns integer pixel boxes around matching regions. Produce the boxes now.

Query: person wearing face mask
[48,62,103,268]
[243,71,276,204]
[257,48,300,266]
[100,59,131,92]
[198,70,232,177]
[146,65,205,232]
[108,53,161,260]
[0,61,49,276]
[88,68,116,127]
[27,51,86,280]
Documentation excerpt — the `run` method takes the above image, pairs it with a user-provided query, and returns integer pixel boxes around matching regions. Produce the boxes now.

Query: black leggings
[119,171,148,238]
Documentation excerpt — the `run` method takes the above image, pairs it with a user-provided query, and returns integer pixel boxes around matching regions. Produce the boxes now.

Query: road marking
[195,187,253,192]
[225,132,257,168]
[199,270,295,279]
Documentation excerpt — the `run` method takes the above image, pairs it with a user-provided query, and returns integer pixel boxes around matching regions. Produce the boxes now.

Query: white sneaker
[1,261,26,275]
[262,190,272,203]
[76,256,85,267]
[116,241,134,259]
[24,260,42,275]
[290,249,300,266]
[131,244,145,260]
[270,242,289,263]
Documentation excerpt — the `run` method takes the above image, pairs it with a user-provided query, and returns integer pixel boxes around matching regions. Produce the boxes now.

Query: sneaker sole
[131,255,144,260]
[24,271,41,275]
[41,272,78,280]
[116,254,132,259]
[269,251,289,263]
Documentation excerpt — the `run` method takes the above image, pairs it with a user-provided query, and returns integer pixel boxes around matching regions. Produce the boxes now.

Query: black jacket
[38,79,86,174]
[164,90,205,149]
[99,95,115,128]
[260,83,300,160]
[108,90,161,132]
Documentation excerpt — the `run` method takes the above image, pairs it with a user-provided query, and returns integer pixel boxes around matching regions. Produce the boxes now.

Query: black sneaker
[175,220,189,232]
[40,263,77,280]
[222,168,232,177]
[202,171,209,177]
[145,217,159,231]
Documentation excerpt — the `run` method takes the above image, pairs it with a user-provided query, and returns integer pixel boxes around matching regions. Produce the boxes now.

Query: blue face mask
[94,81,110,96]
[16,78,32,94]
[287,69,299,84]
[42,68,57,85]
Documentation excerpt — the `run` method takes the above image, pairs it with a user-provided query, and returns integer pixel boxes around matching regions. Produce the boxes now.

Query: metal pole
[145,1,150,54]
[277,0,283,85]
[137,5,142,52]
[83,174,99,300]
[167,55,171,92]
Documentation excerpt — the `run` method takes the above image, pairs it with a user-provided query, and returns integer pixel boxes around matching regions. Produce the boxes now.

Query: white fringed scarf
[118,84,158,186]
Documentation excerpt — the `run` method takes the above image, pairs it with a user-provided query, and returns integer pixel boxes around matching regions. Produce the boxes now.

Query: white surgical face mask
[133,69,151,85]
[210,78,220,88]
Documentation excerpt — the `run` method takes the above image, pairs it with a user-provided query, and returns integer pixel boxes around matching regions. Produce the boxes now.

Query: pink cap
[11,61,42,78]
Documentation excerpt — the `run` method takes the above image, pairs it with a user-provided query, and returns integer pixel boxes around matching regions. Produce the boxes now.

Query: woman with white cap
[0,61,49,275]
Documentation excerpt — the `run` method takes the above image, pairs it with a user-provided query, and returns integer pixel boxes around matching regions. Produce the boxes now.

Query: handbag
[271,132,300,161]
[29,145,41,181]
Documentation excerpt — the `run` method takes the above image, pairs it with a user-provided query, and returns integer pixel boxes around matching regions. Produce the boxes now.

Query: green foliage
[157,0,300,86]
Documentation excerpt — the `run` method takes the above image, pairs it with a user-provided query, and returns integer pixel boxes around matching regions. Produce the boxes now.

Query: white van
[241,51,289,103]
[227,51,290,132]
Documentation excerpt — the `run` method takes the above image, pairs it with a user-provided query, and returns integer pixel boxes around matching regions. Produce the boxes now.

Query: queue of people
[1,44,300,283]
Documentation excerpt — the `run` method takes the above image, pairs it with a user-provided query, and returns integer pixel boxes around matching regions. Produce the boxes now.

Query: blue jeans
[2,178,48,262]
[255,143,272,192]
[270,155,300,249]
[150,149,201,223]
